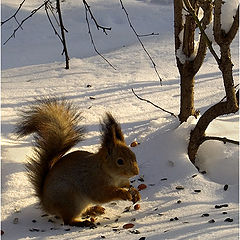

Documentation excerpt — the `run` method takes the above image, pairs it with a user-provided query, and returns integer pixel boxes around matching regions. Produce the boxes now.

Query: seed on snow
[161,178,168,181]
[194,190,201,193]
[129,229,140,234]
[134,204,141,210]
[224,218,233,222]
[123,223,134,229]
[208,219,215,223]
[201,213,210,217]
[224,184,228,191]
[138,184,147,191]
[215,204,229,209]
[176,186,184,190]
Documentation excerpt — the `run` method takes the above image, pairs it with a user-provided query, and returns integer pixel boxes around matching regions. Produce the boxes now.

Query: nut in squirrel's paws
[128,187,141,203]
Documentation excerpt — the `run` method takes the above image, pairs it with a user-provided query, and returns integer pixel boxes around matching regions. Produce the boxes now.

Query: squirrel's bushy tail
[16,98,85,199]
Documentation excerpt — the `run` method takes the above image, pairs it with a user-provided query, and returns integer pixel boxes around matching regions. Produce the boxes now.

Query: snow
[176,29,187,64]
[1,0,239,239]
[206,0,239,42]
[221,0,239,33]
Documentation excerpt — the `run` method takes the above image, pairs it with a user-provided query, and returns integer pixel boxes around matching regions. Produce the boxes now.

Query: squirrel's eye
[117,158,124,166]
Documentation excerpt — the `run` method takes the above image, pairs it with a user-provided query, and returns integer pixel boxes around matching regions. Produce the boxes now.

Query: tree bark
[178,63,196,122]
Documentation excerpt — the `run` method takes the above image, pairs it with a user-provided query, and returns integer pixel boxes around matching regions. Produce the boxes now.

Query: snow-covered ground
[1,0,239,239]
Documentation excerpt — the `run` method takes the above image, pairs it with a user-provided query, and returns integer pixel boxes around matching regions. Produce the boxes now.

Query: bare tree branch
[213,2,239,45]
[138,32,159,37]
[83,0,116,70]
[131,88,177,118]
[83,0,111,34]
[226,6,239,44]
[201,136,239,145]
[1,0,26,25]
[46,3,61,29]
[213,0,223,45]
[174,0,184,55]
[3,0,50,45]
[192,0,213,74]
[45,3,64,49]
[120,0,163,85]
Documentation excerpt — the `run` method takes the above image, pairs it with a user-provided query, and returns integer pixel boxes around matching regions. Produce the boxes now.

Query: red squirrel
[16,98,140,227]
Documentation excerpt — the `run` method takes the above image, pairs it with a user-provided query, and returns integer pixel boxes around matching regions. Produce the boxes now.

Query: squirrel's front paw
[129,187,141,203]
[118,189,132,201]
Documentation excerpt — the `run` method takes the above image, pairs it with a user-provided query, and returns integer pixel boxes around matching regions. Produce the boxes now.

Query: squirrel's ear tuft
[100,113,125,152]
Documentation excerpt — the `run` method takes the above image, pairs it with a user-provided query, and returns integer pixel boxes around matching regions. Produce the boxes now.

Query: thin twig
[46,3,60,29]
[46,1,70,66]
[120,0,163,85]
[83,0,111,34]
[1,0,26,25]
[138,32,159,37]
[132,88,177,117]
[45,3,64,48]
[3,0,50,45]
[201,136,239,145]
[48,2,69,33]
[83,1,116,70]
[14,17,24,30]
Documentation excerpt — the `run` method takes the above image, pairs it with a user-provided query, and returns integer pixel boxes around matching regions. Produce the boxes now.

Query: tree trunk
[56,0,70,69]
[179,63,196,122]
[174,0,198,123]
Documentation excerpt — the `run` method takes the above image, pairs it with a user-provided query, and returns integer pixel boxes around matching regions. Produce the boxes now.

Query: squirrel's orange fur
[16,98,140,227]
